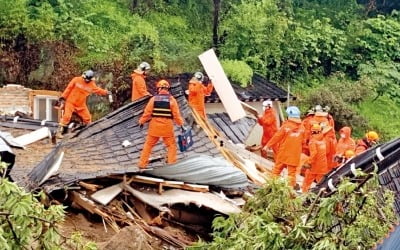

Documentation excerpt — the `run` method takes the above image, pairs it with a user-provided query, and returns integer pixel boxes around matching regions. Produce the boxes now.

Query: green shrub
[221,59,253,87]
[191,174,396,249]
[298,74,372,133]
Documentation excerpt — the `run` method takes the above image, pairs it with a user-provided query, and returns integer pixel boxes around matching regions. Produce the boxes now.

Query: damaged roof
[315,137,400,215]
[146,73,294,103]
[12,82,254,193]
[207,113,255,144]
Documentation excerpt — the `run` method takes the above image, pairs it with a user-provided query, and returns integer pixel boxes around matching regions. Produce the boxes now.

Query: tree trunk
[212,0,221,55]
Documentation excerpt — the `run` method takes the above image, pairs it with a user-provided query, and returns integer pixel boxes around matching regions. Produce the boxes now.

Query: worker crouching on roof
[187,72,213,119]
[263,106,305,188]
[56,70,110,139]
[355,131,379,155]
[131,62,151,101]
[257,100,278,159]
[302,124,329,192]
[138,80,184,169]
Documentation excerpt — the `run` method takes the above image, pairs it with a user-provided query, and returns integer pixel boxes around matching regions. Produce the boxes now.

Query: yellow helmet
[311,123,322,132]
[156,79,170,89]
[344,150,355,159]
[366,131,379,142]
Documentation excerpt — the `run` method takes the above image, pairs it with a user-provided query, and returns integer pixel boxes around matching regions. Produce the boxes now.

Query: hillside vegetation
[0,0,399,140]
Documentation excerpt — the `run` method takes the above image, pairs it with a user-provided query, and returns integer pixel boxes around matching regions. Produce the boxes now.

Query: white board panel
[14,127,51,146]
[198,49,246,122]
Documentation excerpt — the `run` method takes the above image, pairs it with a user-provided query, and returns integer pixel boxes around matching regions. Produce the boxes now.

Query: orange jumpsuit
[187,78,213,119]
[301,114,315,155]
[335,126,356,161]
[257,108,278,158]
[355,138,371,155]
[266,118,304,187]
[302,133,329,192]
[131,70,150,101]
[60,76,108,126]
[138,89,184,168]
[323,126,337,170]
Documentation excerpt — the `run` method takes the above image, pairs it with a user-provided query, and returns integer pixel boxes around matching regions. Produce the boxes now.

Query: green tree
[0,161,95,249]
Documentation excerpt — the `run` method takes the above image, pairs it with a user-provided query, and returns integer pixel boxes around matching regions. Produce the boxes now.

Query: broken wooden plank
[71,191,110,218]
[13,127,51,146]
[241,101,259,118]
[132,175,209,193]
[91,183,123,206]
[78,181,102,192]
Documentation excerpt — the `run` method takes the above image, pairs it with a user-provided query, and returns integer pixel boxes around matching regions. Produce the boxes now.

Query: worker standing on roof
[263,106,305,188]
[302,124,329,192]
[187,72,213,119]
[138,80,185,169]
[334,126,356,165]
[56,70,110,139]
[355,131,379,155]
[257,100,278,159]
[131,62,151,101]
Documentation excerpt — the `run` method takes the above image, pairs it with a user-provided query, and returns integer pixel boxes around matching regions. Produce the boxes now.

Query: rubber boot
[56,125,66,139]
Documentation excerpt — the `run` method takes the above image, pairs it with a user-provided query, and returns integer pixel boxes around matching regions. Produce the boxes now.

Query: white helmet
[138,62,151,71]
[194,72,204,81]
[262,100,273,110]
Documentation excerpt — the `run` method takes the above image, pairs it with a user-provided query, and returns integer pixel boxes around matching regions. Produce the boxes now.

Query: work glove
[139,123,144,129]
[107,90,112,95]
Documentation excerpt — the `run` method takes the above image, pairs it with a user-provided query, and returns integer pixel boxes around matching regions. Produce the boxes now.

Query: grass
[355,96,400,142]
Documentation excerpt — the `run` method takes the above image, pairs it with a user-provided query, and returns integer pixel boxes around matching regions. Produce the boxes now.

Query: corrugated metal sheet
[145,154,249,189]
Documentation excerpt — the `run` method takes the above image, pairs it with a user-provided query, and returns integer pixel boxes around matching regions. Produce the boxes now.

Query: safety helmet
[138,62,151,71]
[366,131,379,142]
[311,123,322,132]
[344,150,355,159]
[262,100,273,107]
[286,106,300,118]
[156,80,170,89]
[83,70,94,82]
[314,105,323,113]
[194,72,204,82]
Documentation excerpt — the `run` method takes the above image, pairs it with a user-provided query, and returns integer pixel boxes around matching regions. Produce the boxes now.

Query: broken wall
[0,84,31,115]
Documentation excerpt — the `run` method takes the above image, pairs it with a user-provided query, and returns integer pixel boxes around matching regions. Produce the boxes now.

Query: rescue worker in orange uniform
[263,106,304,188]
[138,80,185,169]
[131,62,151,101]
[334,126,356,164]
[322,125,337,170]
[302,124,329,192]
[56,70,110,139]
[186,72,213,119]
[355,131,379,155]
[301,108,315,155]
[257,100,278,159]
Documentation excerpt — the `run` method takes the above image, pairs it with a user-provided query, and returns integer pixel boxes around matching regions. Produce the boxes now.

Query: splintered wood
[192,107,270,185]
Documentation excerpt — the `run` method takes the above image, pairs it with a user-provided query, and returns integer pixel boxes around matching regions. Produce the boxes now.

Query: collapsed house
[1,81,278,247]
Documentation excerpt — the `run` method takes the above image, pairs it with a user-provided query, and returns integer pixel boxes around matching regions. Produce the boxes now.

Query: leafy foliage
[221,59,253,87]
[0,161,95,249]
[192,174,396,249]
[298,74,371,134]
